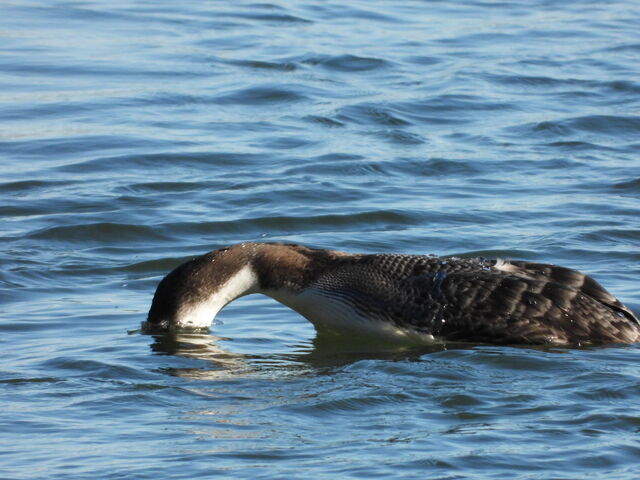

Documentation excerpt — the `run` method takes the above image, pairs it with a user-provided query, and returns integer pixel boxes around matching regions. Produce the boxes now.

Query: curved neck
[176,264,259,329]
[148,243,329,330]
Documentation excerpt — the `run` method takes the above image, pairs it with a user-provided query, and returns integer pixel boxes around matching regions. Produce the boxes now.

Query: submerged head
[145,245,258,331]
[145,242,333,332]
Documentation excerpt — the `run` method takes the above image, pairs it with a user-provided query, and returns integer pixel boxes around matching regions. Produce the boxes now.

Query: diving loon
[146,242,640,345]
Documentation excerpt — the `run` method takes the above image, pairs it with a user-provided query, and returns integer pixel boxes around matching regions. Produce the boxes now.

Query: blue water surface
[1,0,640,478]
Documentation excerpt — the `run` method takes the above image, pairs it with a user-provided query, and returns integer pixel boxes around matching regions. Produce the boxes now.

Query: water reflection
[145,325,598,382]
[147,328,456,380]
[150,331,253,380]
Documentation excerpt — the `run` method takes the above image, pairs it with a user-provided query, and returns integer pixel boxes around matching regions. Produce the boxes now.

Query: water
[1,0,640,478]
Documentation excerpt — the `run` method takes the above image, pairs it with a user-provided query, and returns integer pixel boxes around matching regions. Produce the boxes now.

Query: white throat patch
[176,265,258,329]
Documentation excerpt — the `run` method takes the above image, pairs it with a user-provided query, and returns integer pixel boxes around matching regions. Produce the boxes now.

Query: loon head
[146,244,260,330]
[145,242,325,331]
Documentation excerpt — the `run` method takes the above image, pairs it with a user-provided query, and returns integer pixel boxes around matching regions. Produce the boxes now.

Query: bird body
[146,242,639,345]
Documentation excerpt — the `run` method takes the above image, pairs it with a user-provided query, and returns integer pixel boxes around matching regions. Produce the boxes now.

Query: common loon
[145,242,640,345]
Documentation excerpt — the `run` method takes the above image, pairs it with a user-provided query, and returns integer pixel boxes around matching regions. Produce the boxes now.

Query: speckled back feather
[307,253,640,345]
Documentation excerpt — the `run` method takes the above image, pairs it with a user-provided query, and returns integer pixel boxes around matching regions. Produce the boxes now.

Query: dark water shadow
[141,325,602,380]
[145,328,446,378]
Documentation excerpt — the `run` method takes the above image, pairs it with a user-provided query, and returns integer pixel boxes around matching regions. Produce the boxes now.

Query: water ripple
[299,54,390,72]
[215,85,309,105]
[3,0,640,479]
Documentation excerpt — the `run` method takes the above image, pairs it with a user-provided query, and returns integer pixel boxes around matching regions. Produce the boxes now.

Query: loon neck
[176,264,259,329]
[147,243,335,329]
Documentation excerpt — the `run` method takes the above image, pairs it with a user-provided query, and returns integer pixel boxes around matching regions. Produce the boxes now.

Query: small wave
[258,135,317,150]
[1,135,169,159]
[0,377,61,385]
[567,115,640,136]
[578,228,640,244]
[56,151,261,174]
[122,181,205,194]
[225,59,297,71]
[124,257,196,274]
[152,210,418,238]
[298,54,390,72]
[600,42,640,54]
[403,55,444,66]
[387,157,483,178]
[292,392,413,415]
[302,115,345,128]
[401,94,515,114]
[42,356,155,382]
[507,115,640,140]
[374,95,516,126]
[611,178,640,193]
[238,13,312,24]
[319,5,399,23]
[336,103,412,126]
[542,141,622,154]
[0,179,77,194]
[283,155,387,177]
[486,73,584,89]
[377,129,426,145]
[28,222,167,244]
[602,80,640,94]
[215,85,308,105]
